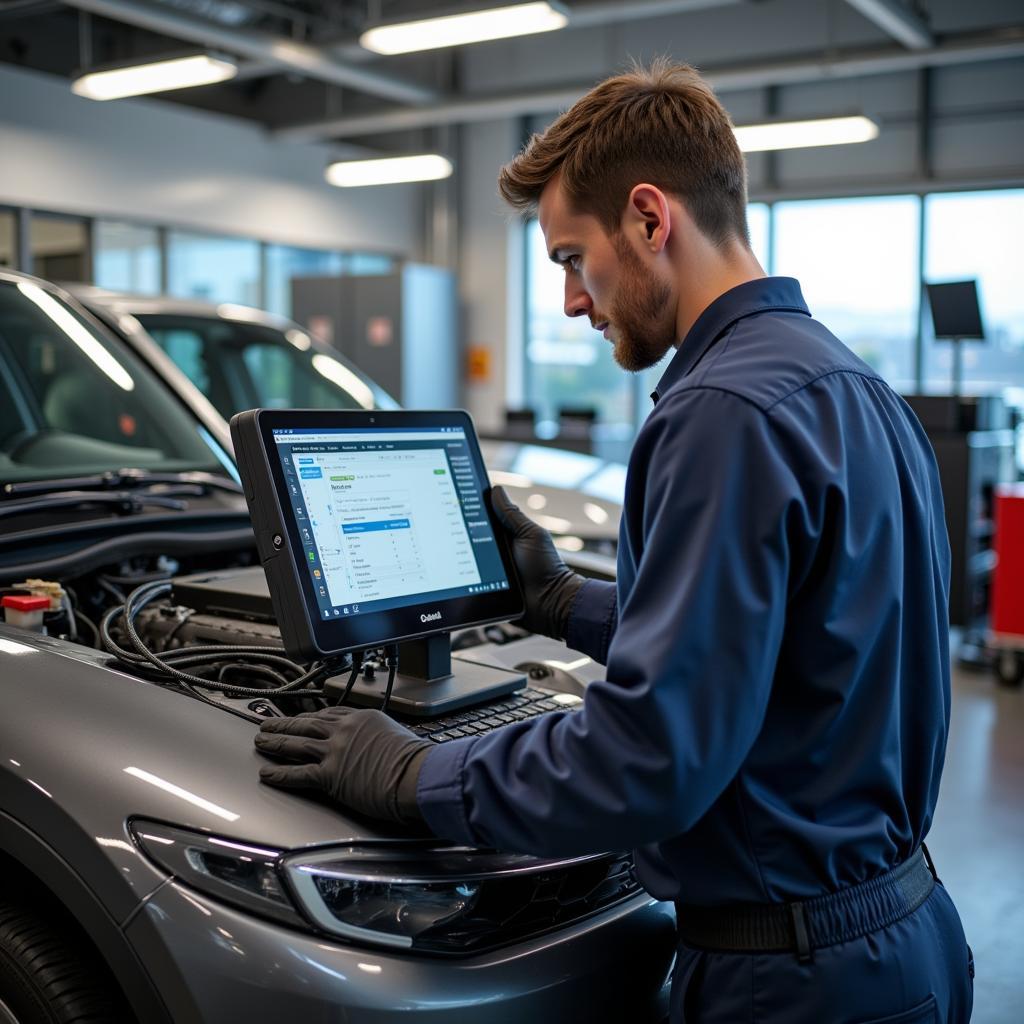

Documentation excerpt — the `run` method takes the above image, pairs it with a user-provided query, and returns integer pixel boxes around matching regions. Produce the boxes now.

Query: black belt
[675,846,937,964]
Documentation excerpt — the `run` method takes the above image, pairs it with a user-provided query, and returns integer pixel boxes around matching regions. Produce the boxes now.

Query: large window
[525,201,775,438]
[633,201,773,416]
[923,190,1024,393]
[523,188,1023,458]
[747,202,770,271]
[524,219,633,430]
[94,221,161,295]
[773,196,920,390]
[167,230,260,306]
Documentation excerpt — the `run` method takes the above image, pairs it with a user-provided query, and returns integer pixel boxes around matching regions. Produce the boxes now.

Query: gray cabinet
[291,264,457,409]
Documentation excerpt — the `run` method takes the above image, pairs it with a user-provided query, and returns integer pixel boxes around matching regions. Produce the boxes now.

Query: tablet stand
[339,631,526,717]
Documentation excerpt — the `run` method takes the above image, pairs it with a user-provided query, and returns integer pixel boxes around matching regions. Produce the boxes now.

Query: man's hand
[490,485,586,640]
[254,708,432,826]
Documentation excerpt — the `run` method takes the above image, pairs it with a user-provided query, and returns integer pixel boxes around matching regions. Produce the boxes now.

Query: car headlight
[131,820,304,929]
[280,845,636,953]
[132,821,639,953]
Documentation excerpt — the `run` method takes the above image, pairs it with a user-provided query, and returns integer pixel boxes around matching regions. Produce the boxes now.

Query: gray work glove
[254,707,432,826]
[490,485,585,641]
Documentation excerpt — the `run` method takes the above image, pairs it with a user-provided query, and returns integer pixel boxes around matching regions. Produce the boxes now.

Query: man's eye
[566,255,581,272]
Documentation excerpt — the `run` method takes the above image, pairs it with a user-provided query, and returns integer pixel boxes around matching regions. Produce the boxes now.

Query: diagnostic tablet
[230,408,524,662]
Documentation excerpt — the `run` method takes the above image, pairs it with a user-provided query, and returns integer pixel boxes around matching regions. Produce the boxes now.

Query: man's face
[538,176,676,373]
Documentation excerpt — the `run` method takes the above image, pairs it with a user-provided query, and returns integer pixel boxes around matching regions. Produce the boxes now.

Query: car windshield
[135,314,399,420]
[0,279,229,483]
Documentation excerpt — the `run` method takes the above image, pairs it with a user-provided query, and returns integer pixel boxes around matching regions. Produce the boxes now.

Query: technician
[255,61,974,1021]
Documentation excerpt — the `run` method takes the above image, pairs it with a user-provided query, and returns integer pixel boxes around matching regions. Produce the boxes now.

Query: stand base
[339,661,527,718]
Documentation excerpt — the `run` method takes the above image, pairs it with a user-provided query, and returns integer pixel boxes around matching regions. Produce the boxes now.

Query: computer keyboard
[406,686,582,743]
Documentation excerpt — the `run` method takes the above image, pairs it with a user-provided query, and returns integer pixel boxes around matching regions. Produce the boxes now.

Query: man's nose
[564,281,593,319]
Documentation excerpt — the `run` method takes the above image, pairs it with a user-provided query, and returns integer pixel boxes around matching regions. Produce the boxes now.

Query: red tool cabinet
[990,483,1024,686]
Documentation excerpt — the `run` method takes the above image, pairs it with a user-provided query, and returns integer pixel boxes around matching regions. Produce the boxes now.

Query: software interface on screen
[272,426,511,621]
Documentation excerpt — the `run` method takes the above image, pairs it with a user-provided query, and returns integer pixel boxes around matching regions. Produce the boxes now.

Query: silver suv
[0,269,674,1023]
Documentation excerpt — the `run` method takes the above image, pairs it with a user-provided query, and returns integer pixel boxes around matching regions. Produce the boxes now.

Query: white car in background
[69,287,624,577]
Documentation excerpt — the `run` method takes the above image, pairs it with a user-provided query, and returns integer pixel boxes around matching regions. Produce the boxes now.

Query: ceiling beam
[60,0,438,105]
[843,0,933,50]
[315,0,746,65]
[274,28,1024,142]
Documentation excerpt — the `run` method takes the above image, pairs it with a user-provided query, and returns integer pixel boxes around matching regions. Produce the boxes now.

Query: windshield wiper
[2,469,242,500]
[0,491,190,521]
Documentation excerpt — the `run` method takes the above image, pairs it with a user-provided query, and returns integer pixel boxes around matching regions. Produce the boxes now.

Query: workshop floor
[928,661,1024,1024]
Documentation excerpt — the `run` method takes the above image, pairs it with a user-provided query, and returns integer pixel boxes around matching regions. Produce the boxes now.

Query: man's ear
[625,184,671,253]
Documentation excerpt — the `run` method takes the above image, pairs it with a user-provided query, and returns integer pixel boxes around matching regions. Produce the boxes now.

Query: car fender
[0,808,174,1024]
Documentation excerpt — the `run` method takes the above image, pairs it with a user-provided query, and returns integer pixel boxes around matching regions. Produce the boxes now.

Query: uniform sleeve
[565,578,618,665]
[418,389,802,856]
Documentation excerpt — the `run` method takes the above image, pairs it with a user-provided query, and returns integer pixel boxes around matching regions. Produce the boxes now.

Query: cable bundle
[101,580,345,703]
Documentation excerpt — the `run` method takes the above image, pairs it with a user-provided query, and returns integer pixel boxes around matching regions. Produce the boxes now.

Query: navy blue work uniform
[418,278,973,1022]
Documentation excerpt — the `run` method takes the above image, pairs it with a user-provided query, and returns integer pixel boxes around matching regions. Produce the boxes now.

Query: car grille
[413,852,642,954]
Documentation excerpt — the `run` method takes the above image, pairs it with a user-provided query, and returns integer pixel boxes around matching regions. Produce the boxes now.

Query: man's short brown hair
[499,59,749,247]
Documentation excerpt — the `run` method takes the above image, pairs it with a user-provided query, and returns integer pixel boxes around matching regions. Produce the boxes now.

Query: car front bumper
[125,879,676,1023]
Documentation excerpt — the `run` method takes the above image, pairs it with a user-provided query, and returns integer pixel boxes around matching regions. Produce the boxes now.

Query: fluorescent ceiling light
[326,154,453,188]
[360,1,567,55]
[733,115,879,153]
[72,54,237,101]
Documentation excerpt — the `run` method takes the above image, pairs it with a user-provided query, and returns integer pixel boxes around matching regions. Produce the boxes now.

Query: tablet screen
[232,408,522,658]
[272,424,511,622]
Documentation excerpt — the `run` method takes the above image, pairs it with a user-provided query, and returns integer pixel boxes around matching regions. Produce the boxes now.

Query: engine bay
[0,547,557,725]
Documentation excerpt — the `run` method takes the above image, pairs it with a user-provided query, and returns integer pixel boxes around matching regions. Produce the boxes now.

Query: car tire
[0,902,131,1024]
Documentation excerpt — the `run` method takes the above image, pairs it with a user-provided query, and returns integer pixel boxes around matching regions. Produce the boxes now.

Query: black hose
[333,651,364,707]
[74,610,100,648]
[101,580,342,699]
[0,527,255,583]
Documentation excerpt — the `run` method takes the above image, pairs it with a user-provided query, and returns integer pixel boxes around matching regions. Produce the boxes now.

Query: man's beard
[599,234,676,373]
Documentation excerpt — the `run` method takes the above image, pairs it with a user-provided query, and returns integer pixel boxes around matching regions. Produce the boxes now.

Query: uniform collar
[651,277,810,404]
